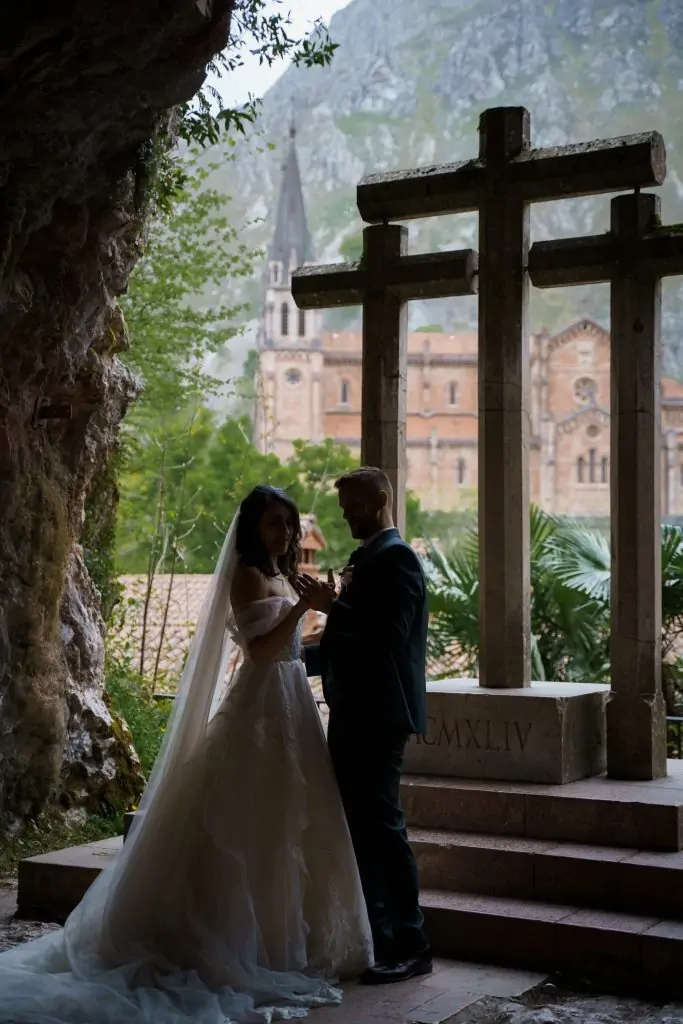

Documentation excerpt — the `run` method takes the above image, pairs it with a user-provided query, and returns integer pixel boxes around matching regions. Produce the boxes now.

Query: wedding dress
[0,516,373,1023]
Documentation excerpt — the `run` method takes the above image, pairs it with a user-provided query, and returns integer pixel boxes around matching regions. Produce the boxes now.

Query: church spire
[268,120,314,276]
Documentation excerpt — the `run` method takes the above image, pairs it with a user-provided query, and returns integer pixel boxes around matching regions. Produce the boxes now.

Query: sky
[212,1,348,108]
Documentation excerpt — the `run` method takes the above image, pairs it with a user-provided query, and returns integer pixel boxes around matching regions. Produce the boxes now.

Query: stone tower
[254,123,323,457]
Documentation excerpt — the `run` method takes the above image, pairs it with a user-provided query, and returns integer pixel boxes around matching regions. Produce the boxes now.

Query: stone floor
[311,959,545,1023]
[1,885,683,1024]
[0,886,60,952]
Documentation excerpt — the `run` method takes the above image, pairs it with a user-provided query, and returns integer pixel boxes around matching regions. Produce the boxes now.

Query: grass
[0,811,122,886]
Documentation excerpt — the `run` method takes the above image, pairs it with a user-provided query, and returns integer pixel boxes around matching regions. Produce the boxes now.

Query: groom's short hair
[335,466,393,502]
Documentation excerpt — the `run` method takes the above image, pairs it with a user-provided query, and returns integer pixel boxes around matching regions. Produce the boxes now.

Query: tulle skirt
[0,654,373,1023]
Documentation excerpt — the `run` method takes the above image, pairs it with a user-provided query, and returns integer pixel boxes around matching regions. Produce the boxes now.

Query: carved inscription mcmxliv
[416,717,533,753]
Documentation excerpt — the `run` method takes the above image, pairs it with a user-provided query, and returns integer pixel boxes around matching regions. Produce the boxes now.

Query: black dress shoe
[360,953,433,985]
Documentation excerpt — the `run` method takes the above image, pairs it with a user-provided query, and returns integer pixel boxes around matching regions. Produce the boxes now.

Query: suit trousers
[326,712,427,961]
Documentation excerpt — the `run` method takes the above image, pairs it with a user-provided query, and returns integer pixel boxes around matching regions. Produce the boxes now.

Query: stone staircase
[403,772,683,995]
[15,766,683,995]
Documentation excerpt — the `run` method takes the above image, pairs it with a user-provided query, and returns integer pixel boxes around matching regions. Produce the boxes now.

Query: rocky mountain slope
[211,0,683,378]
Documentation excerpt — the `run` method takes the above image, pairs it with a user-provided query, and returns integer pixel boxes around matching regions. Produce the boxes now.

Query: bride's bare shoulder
[231,564,268,609]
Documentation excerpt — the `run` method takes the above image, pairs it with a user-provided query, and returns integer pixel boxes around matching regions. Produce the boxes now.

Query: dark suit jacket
[305,529,428,736]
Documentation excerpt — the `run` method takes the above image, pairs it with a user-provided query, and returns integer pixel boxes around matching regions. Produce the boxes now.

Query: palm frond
[544,525,611,604]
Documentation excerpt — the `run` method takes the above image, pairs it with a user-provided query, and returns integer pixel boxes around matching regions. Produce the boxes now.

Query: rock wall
[0,0,235,826]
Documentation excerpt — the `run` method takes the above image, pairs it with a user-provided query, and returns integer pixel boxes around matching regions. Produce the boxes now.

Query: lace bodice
[232,596,302,664]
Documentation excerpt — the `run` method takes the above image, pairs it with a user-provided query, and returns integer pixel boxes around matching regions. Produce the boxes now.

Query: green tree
[284,439,359,570]
[338,231,364,262]
[229,348,260,421]
[179,5,338,150]
[86,4,340,614]
[120,158,256,427]
[118,422,427,578]
[181,415,291,572]
[284,439,425,571]
[116,406,217,575]
[111,156,259,595]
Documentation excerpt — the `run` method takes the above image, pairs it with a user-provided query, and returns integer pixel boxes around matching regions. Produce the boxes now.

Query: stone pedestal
[606,692,668,781]
[404,680,610,785]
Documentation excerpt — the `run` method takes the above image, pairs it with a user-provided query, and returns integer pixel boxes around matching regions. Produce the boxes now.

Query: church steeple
[268,120,314,278]
[254,121,323,457]
[258,122,319,352]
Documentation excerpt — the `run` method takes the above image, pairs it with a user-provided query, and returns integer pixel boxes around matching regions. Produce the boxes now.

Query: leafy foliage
[106,665,173,781]
[338,231,364,262]
[97,156,258,616]
[178,2,338,149]
[425,509,683,709]
[117,416,425,576]
[132,3,338,215]
[120,157,257,426]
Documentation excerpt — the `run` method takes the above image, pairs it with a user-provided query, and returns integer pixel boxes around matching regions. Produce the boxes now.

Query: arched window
[298,308,306,337]
[340,379,350,405]
[457,458,466,485]
[448,381,458,407]
[270,261,282,285]
[280,302,289,336]
[577,449,605,484]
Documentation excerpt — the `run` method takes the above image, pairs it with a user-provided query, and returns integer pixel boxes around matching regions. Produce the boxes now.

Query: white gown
[0,596,373,1023]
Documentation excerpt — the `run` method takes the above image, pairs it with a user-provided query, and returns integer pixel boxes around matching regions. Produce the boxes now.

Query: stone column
[607,192,667,780]
[361,223,408,536]
[478,107,532,688]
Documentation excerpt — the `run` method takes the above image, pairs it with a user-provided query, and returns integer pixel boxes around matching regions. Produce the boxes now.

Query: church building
[254,128,683,517]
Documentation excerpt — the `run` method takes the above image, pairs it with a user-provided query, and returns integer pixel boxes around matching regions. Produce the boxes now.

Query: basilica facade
[254,130,683,517]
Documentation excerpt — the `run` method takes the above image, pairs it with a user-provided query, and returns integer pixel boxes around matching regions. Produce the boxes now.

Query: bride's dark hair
[235,485,302,577]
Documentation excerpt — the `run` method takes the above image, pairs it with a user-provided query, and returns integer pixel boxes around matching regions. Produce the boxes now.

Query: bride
[0,485,373,1022]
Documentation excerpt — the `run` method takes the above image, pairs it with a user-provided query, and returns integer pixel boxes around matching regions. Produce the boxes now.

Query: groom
[298,467,431,985]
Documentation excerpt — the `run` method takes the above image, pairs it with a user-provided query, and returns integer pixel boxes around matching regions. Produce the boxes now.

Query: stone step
[411,828,683,918]
[16,836,122,921]
[420,888,683,996]
[402,770,683,851]
[16,836,683,995]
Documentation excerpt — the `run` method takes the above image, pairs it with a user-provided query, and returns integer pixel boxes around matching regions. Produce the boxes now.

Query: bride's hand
[291,573,336,613]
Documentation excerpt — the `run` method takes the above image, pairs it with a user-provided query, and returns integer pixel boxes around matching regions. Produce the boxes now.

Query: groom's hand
[291,573,336,614]
[339,563,353,590]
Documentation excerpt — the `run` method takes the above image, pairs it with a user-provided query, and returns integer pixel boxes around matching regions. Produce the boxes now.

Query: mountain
[209,0,683,379]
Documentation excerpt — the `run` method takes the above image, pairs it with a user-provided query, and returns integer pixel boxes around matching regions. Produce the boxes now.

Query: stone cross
[529,193,683,780]
[292,229,478,535]
[357,107,665,689]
